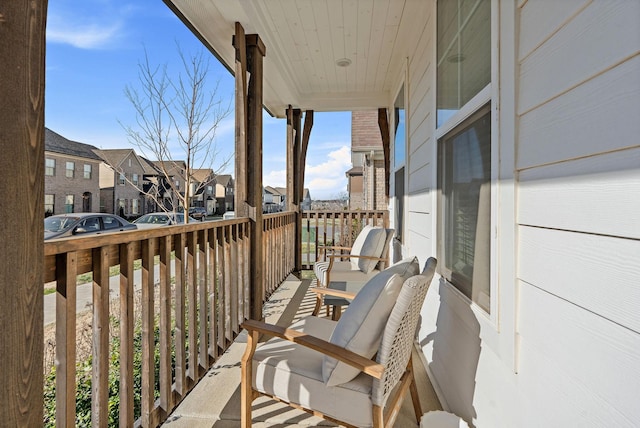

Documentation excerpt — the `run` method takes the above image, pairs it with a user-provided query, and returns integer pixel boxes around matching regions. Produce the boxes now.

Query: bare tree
[120,45,232,222]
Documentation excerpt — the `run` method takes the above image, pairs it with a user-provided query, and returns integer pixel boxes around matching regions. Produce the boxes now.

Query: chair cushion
[315,261,379,288]
[322,257,419,386]
[350,226,387,273]
[252,317,377,427]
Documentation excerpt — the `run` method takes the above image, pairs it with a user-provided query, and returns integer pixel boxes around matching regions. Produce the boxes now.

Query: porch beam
[378,108,391,200]
[0,1,46,425]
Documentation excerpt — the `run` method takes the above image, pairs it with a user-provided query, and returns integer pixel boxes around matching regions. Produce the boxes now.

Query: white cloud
[47,22,123,49]
[263,145,351,200]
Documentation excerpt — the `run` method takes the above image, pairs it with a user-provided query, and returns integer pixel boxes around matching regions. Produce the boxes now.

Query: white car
[132,212,197,229]
[222,211,235,220]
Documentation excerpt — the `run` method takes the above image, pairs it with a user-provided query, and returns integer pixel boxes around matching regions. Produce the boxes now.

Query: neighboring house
[345,166,363,210]
[94,149,148,218]
[214,174,234,214]
[351,110,386,210]
[263,186,284,213]
[191,168,216,214]
[152,160,188,212]
[168,1,640,427]
[301,188,312,211]
[44,128,102,215]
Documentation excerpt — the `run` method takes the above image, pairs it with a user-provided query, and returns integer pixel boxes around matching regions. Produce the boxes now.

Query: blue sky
[45,0,352,200]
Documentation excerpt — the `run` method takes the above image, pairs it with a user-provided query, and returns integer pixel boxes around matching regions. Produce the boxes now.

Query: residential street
[43,264,163,325]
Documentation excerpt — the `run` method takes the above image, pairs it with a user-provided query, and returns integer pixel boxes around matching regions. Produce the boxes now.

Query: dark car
[44,213,137,240]
[188,207,207,221]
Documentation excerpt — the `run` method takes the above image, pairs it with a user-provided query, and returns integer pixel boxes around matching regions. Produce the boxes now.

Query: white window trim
[431,0,517,372]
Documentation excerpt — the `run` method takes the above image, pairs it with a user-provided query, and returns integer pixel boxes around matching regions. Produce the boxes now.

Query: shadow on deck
[162,274,441,427]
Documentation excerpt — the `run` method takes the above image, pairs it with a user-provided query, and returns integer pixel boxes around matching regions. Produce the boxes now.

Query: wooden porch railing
[300,210,389,269]
[43,213,295,427]
[263,211,297,297]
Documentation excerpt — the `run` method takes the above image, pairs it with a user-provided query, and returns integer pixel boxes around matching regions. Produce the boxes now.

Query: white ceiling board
[165,0,430,117]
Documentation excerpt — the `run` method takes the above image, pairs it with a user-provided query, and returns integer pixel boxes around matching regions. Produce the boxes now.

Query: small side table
[420,411,469,428]
[324,280,367,320]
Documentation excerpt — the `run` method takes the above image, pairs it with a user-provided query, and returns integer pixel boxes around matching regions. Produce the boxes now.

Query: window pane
[84,164,92,179]
[65,195,74,213]
[437,0,491,127]
[45,158,55,176]
[66,161,75,178]
[438,105,491,312]
[394,85,406,167]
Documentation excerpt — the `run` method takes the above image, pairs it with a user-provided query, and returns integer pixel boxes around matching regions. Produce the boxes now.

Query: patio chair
[241,257,438,428]
[313,225,395,316]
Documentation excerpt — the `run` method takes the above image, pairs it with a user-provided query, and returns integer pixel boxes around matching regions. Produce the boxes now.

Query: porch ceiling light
[335,57,352,67]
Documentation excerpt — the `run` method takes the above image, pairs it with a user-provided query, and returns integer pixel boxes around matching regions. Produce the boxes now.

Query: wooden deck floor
[162,274,442,427]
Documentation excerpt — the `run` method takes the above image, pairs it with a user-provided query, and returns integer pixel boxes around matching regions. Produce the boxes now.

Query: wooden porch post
[234,22,248,218]
[295,110,312,271]
[234,27,266,321]
[378,108,391,200]
[0,1,47,425]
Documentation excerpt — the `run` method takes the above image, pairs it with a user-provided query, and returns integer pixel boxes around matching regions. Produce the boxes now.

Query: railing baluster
[187,232,198,382]
[208,227,218,361]
[141,238,156,427]
[198,230,209,371]
[230,224,239,333]
[55,252,77,427]
[119,242,135,425]
[92,246,110,428]
[159,235,172,412]
[174,232,187,396]
[224,226,232,341]
[217,228,226,350]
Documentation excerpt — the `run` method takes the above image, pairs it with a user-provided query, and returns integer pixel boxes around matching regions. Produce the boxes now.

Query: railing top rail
[44,217,250,256]
[263,210,297,220]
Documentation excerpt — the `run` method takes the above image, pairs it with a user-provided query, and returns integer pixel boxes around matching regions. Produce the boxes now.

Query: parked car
[188,207,207,221]
[44,213,137,240]
[222,211,235,220]
[132,212,196,229]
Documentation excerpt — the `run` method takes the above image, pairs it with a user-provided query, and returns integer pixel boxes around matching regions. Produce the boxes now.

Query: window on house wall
[44,194,55,216]
[132,173,139,186]
[119,173,126,185]
[436,0,491,127]
[66,161,75,178]
[65,195,74,213]
[45,158,55,176]
[394,84,406,243]
[84,164,92,179]
[132,199,139,215]
[436,0,492,313]
[118,199,126,217]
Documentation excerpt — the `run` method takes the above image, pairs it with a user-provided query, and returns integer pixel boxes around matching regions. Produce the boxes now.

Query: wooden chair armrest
[319,245,353,252]
[242,319,384,379]
[327,254,385,262]
[309,286,357,300]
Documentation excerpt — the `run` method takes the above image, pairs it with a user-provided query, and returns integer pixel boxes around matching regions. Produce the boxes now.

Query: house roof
[164,0,427,117]
[216,174,233,187]
[44,128,102,161]
[192,168,214,183]
[93,149,136,169]
[346,166,363,176]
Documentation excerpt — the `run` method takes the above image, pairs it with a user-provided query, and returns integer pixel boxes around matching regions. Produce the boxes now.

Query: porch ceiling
[163,0,430,118]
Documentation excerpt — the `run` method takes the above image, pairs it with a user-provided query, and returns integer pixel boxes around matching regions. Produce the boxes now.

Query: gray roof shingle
[45,128,102,161]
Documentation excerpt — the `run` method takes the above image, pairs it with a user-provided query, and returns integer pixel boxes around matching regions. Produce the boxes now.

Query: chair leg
[312,293,323,316]
[408,356,423,423]
[373,404,385,428]
[241,330,259,427]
